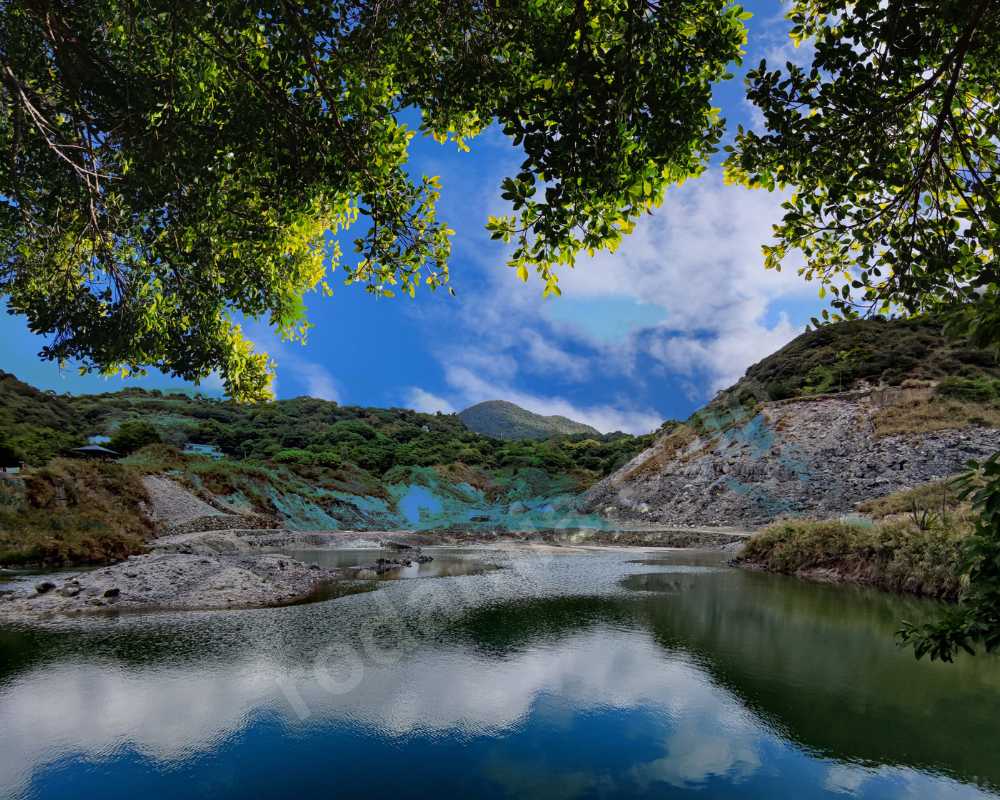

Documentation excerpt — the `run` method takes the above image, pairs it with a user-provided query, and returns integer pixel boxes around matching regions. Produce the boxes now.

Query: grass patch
[738,518,968,600]
[858,479,967,521]
[0,459,152,567]
[873,395,1000,436]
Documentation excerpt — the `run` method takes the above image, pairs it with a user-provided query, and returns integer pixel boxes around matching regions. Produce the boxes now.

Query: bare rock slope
[583,389,1000,529]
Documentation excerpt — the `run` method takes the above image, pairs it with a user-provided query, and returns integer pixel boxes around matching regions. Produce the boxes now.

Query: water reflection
[284,546,497,579]
[0,549,998,799]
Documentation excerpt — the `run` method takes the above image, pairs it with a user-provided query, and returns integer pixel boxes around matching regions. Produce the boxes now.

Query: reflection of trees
[0,607,329,686]
[453,596,633,657]
[0,627,57,684]
[453,572,1000,791]
[631,569,1000,791]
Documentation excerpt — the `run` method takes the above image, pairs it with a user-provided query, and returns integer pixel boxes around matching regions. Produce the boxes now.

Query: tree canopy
[726,0,999,339]
[724,0,1000,662]
[0,0,747,400]
[108,418,161,454]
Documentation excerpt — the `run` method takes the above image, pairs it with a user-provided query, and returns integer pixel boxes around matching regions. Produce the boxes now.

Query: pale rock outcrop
[583,390,1000,528]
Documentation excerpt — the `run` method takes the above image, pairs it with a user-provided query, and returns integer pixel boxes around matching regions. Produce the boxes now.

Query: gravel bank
[0,552,363,619]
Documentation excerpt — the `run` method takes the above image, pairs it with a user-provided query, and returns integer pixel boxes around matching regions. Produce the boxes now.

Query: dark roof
[71,444,120,456]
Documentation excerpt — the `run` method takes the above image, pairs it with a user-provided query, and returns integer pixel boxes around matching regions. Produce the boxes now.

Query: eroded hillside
[584,317,1000,528]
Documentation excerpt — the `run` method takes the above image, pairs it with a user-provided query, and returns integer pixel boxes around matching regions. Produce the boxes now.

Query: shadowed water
[1,548,999,799]
[283,546,498,579]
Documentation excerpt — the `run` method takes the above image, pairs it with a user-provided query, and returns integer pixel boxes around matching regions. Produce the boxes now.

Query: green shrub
[110,419,162,454]
[765,380,798,401]
[802,364,836,394]
[937,376,1000,404]
[858,479,965,521]
[739,518,967,600]
[274,448,317,464]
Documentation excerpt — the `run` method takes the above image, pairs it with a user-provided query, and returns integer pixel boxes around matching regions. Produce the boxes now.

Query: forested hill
[0,376,654,485]
[459,400,601,440]
[712,316,1000,409]
[0,371,84,464]
[0,377,664,561]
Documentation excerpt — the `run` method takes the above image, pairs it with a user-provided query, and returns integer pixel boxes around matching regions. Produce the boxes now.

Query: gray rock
[0,551,350,622]
[584,390,1000,529]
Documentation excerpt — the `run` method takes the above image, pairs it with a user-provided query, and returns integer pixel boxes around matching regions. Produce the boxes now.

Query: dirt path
[142,476,226,526]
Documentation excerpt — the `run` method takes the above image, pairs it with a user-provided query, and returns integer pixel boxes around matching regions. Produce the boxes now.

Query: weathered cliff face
[582,389,1000,529]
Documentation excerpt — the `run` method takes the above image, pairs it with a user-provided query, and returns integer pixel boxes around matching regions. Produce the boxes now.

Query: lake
[1,546,999,799]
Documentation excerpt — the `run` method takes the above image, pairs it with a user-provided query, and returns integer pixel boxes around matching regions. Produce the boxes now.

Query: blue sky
[0,1,821,433]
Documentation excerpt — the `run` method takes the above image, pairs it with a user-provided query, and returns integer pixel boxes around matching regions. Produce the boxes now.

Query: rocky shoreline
[0,475,751,623]
[0,552,363,619]
[0,527,748,622]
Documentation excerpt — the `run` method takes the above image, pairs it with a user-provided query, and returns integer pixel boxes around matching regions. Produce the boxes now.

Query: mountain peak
[458,400,600,441]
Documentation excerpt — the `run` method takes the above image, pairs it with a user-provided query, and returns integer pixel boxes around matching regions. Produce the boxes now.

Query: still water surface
[285,546,497,579]
[1,547,999,799]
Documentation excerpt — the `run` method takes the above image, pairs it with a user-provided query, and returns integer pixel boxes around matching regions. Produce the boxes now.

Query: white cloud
[630,715,761,789]
[758,1,817,65]
[648,312,800,393]
[196,370,226,395]
[521,329,589,380]
[446,170,816,404]
[0,626,765,797]
[405,387,455,414]
[561,173,809,322]
[764,38,815,70]
[555,172,813,394]
[392,164,821,423]
[299,362,340,402]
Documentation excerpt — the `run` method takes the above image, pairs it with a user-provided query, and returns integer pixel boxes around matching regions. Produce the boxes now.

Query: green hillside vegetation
[0,371,85,464]
[459,400,602,441]
[718,317,1000,406]
[0,377,657,565]
[64,389,649,482]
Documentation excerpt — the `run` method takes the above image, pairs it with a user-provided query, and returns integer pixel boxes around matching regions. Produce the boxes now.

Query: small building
[0,464,20,475]
[70,444,120,460]
[182,443,224,460]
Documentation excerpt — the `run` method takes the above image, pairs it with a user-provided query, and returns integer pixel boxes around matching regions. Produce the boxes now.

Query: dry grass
[858,479,968,521]
[623,424,699,481]
[432,461,494,491]
[0,459,152,566]
[873,396,1000,436]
